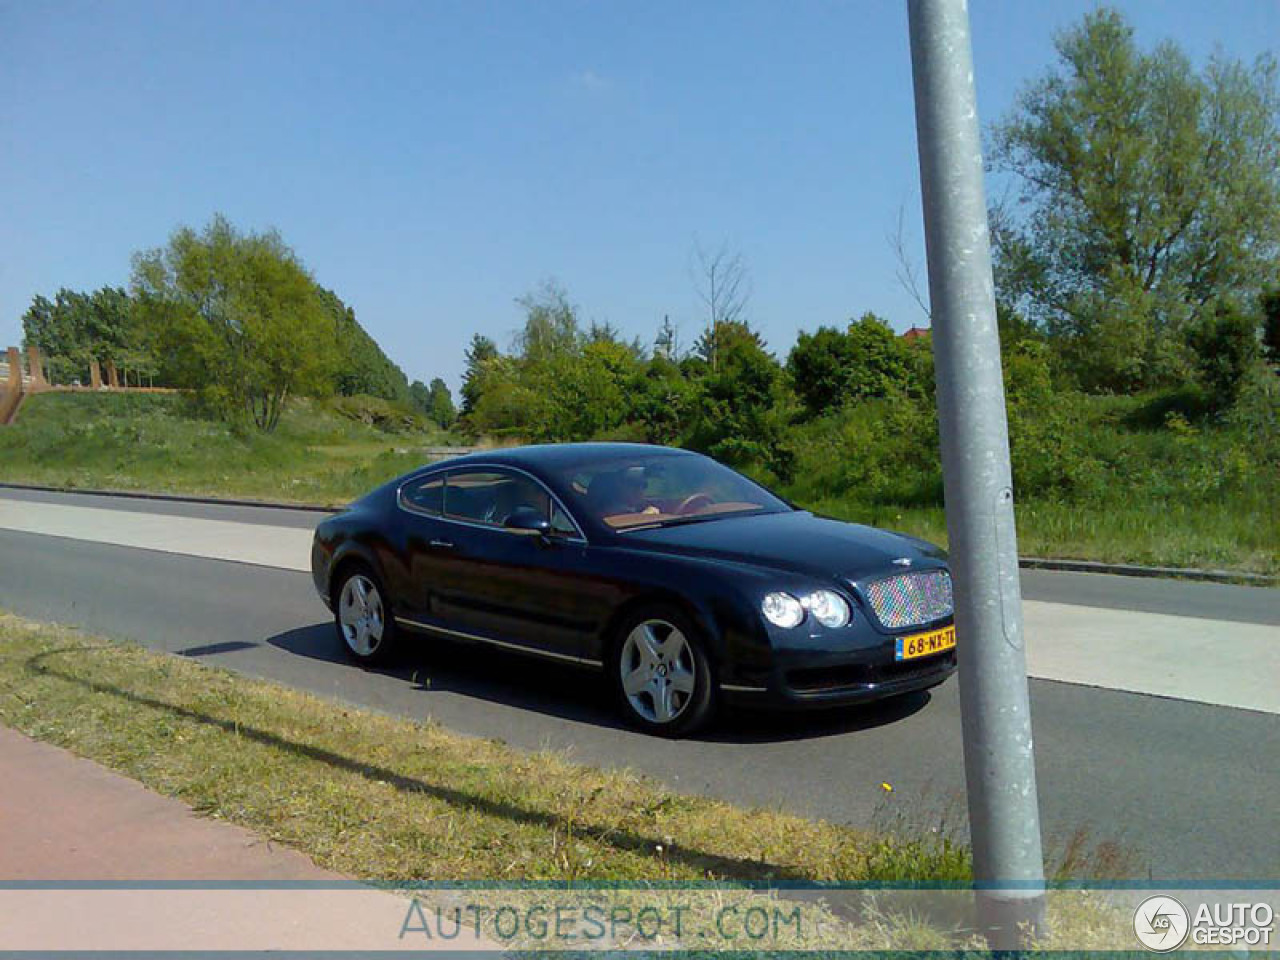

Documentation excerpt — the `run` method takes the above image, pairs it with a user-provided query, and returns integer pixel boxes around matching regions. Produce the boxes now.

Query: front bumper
[718,618,957,709]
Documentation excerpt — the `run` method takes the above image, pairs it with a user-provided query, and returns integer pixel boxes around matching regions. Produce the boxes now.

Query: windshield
[559,454,791,530]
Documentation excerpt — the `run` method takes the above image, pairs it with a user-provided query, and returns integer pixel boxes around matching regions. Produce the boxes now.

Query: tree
[460,334,499,418]
[685,320,792,479]
[504,283,642,442]
[409,379,431,412]
[317,288,410,403]
[424,377,456,428]
[991,8,1280,391]
[1262,287,1280,369]
[786,313,914,417]
[22,286,146,384]
[786,325,857,417]
[691,241,750,371]
[628,354,696,444]
[1185,300,1259,414]
[654,316,682,361]
[514,280,580,365]
[131,215,339,431]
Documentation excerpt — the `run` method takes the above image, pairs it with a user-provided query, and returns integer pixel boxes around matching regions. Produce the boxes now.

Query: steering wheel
[676,493,715,516]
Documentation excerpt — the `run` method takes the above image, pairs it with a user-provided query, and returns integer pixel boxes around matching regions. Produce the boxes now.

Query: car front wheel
[610,606,715,737]
[334,565,398,665]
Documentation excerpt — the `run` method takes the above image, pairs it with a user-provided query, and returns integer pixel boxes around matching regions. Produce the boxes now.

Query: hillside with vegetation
[19,216,457,432]
[0,391,455,506]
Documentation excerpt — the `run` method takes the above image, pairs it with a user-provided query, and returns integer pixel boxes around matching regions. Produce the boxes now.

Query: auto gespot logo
[1133,895,1275,951]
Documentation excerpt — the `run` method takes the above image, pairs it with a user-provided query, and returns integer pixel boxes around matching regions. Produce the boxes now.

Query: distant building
[901,326,931,342]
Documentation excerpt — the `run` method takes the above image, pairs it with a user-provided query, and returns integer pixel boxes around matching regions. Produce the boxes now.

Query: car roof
[434,442,697,473]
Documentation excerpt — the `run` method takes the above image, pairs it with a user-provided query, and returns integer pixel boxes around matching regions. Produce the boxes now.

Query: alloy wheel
[619,619,697,724]
[339,574,385,657]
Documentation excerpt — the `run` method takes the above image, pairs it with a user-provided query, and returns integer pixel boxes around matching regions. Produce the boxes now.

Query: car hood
[615,510,947,584]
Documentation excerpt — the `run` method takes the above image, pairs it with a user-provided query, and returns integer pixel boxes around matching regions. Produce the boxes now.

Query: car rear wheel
[335,565,398,665]
[610,606,715,737]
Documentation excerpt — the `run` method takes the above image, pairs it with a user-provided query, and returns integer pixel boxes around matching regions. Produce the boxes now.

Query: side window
[400,475,444,515]
[443,470,509,525]
[550,503,577,536]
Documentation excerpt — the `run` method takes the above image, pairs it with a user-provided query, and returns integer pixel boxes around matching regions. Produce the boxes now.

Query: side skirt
[394,616,605,669]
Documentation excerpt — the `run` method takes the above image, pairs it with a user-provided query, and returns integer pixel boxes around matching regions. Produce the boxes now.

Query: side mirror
[504,506,553,537]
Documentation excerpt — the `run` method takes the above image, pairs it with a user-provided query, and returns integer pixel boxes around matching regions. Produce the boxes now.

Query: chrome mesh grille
[863,570,953,630]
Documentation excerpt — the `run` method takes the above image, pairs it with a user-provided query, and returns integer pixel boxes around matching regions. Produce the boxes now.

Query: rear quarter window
[400,475,444,514]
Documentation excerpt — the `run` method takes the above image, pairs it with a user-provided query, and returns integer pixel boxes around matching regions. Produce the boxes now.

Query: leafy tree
[22,286,147,384]
[786,313,914,417]
[991,8,1280,391]
[316,288,410,403]
[464,352,533,436]
[514,280,580,365]
[408,379,431,413]
[460,334,499,418]
[1262,287,1280,369]
[786,326,856,417]
[686,320,792,479]
[628,355,696,445]
[1184,301,1259,414]
[502,284,642,442]
[424,377,456,428]
[131,215,339,431]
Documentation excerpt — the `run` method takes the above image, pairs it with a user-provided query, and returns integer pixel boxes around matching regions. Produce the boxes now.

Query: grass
[782,389,1279,576]
[0,611,966,886]
[0,391,457,508]
[0,612,1138,951]
[803,499,1277,575]
[1,388,1274,575]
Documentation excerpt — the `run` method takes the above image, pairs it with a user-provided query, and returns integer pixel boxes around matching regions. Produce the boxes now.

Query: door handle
[429,539,455,549]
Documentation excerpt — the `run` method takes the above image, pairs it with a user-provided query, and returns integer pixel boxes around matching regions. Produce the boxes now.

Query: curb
[1017,556,1278,586]
[0,481,338,514]
[1,480,1275,586]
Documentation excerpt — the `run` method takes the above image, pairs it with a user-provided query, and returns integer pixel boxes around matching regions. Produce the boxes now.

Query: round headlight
[761,592,805,629]
[803,589,852,628]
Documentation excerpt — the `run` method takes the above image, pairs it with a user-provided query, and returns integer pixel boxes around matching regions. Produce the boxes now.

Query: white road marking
[1023,602,1278,715]
[0,499,312,572]
[1,496,1276,714]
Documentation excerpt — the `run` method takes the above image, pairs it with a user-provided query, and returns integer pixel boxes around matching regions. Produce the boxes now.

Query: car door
[403,466,595,662]
[394,471,452,619]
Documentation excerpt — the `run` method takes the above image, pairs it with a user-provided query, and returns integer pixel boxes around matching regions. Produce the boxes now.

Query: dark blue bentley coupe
[311,443,956,735]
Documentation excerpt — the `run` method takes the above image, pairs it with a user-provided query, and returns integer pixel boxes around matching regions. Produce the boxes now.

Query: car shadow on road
[268,622,934,744]
[267,622,625,730]
[703,691,933,744]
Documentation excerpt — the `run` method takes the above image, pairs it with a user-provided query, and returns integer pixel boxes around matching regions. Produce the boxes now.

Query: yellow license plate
[895,624,956,661]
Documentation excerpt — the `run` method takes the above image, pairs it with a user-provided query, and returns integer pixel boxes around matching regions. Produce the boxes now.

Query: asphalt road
[0,489,1277,881]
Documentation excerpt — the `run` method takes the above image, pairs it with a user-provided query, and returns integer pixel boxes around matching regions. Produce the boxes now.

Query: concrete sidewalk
[0,724,336,881]
[0,725,502,951]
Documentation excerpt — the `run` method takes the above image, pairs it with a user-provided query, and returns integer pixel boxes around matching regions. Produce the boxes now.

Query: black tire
[332,562,399,666]
[609,604,716,737]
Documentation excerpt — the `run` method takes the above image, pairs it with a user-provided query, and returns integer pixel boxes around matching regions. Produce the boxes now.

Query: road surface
[0,487,1276,881]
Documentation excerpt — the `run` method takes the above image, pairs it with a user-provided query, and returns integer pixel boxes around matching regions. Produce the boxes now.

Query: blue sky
[2,1,1276,391]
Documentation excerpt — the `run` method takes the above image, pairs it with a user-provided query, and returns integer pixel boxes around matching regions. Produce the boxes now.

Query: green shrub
[327,394,429,433]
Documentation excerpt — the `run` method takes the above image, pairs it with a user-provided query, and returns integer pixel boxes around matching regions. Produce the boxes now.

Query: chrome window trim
[395,616,603,668]
[396,463,588,544]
